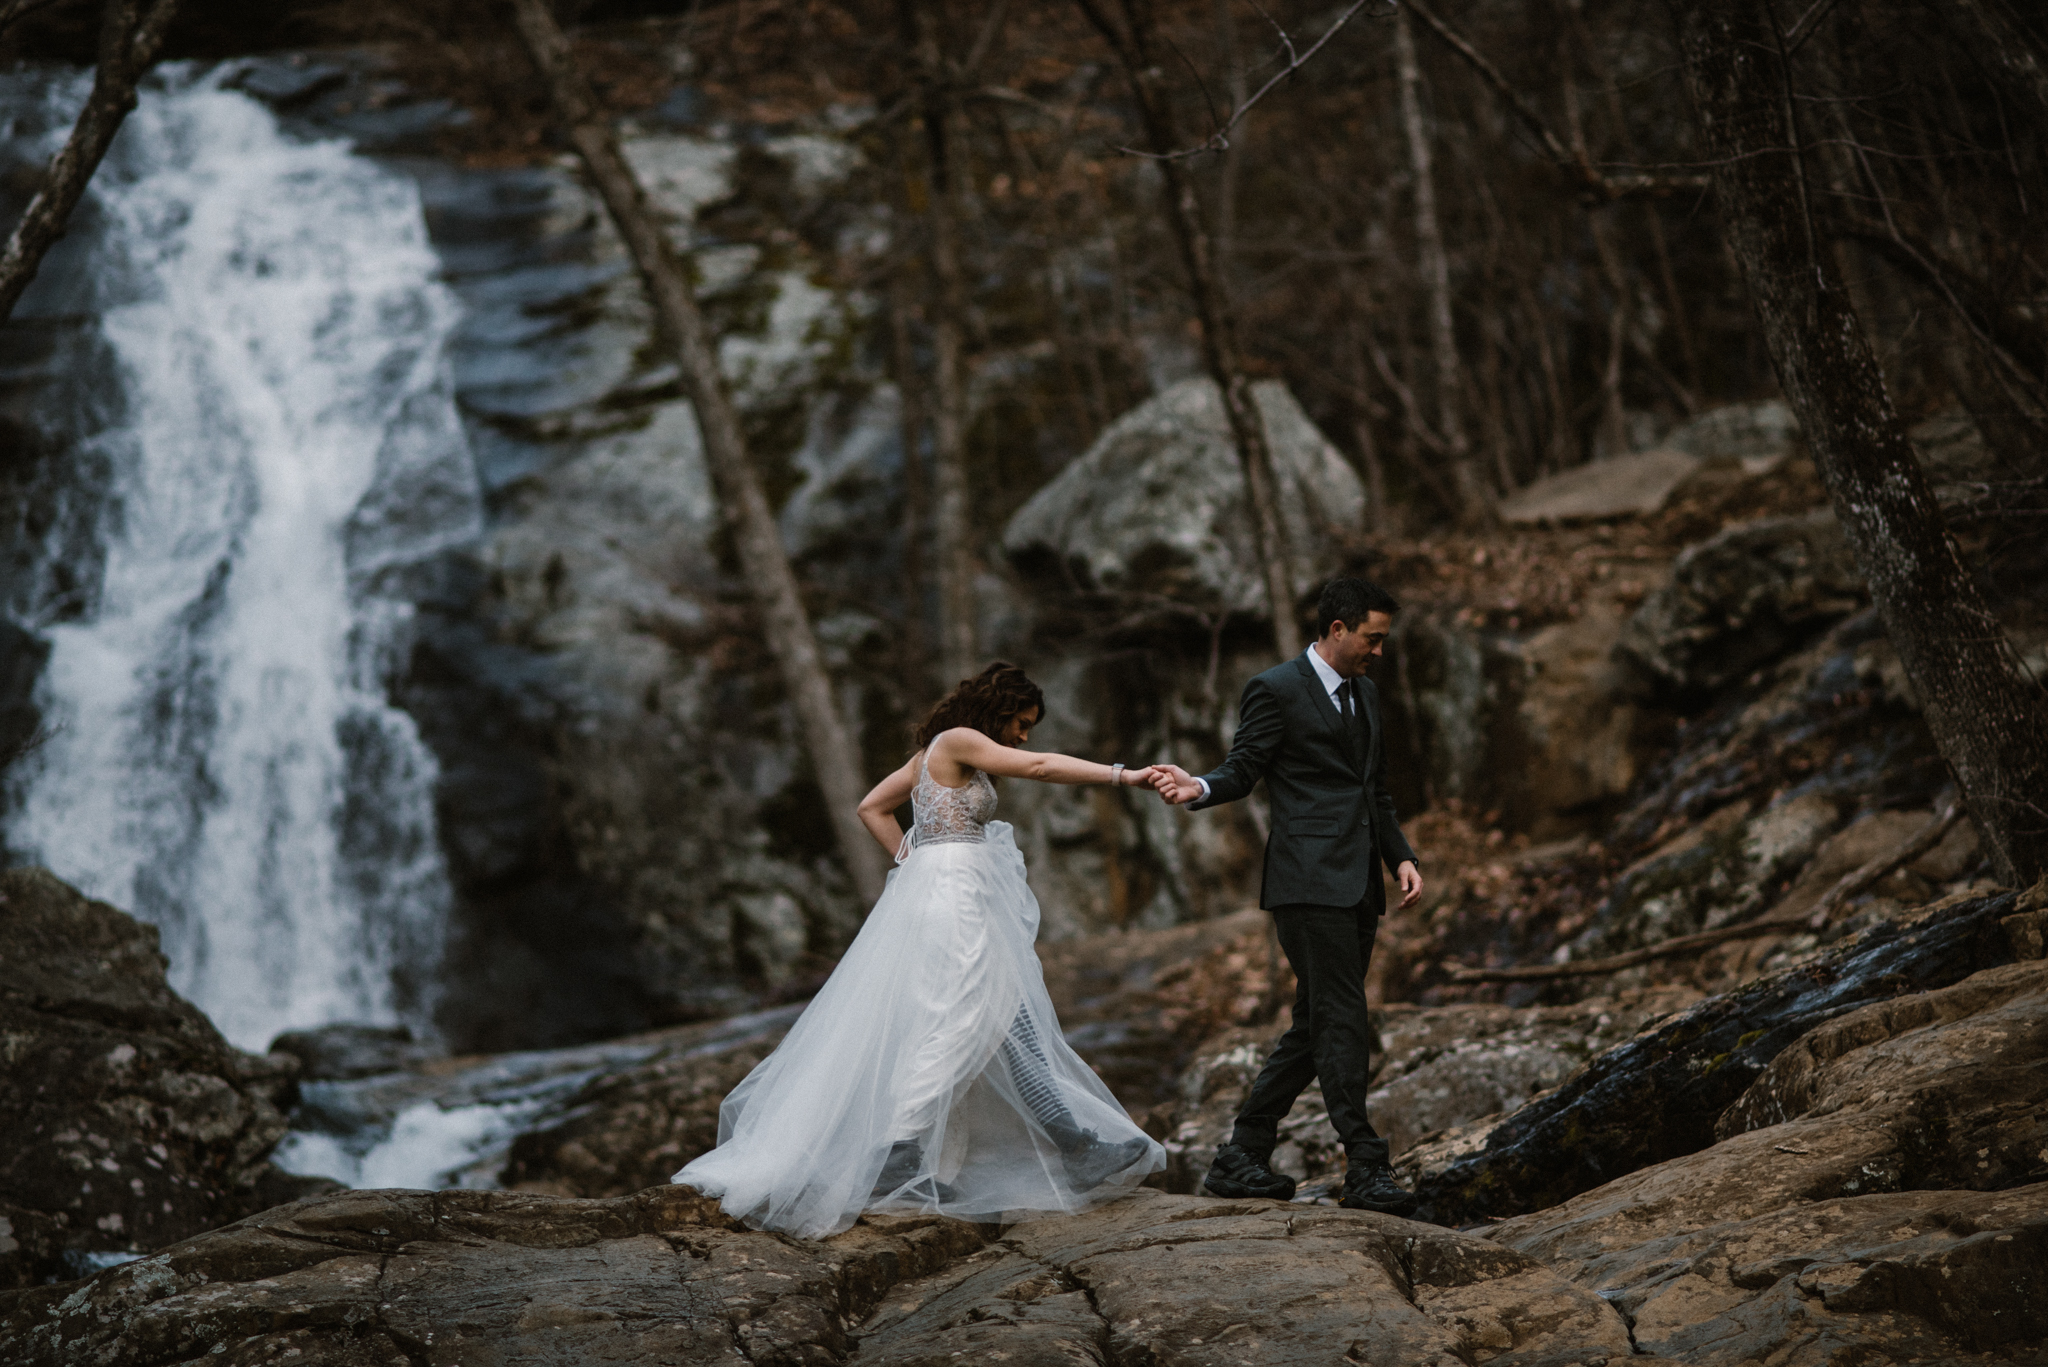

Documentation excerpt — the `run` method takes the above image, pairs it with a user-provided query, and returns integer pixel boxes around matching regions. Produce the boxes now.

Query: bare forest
[4,0,2047,1002]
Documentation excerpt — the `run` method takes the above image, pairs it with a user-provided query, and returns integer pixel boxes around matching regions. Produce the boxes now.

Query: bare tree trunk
[909,0,981,686]
[1076,0,1301,661]
[886,258,934,698]
[508,0,890,905]
[1674,0,2048,885]
[1556,16,1632,462]
[1344,314,1392,536]
[0,0,182,324]
[1394,5,1493,523]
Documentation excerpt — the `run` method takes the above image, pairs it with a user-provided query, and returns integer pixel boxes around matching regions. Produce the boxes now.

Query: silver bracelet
[1110,762,1125,787]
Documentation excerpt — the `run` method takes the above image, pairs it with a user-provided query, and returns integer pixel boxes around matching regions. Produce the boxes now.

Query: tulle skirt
[673,821,1164,1238]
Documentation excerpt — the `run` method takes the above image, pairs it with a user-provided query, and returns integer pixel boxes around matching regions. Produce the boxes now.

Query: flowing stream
[3,68,477,1053]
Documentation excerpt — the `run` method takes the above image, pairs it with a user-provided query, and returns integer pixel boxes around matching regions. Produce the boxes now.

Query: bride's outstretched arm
[936,727,1156,789]
[856,754,919,854]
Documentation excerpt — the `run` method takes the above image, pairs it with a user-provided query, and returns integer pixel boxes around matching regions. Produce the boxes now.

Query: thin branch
[0,0,184,325]
[1115,0,1380,160]
[1403,0,1709,201]
[1444,919,1802,984]
[1782,0,1846,55]
[957,0,1012,81]
[1809,802,1966,925]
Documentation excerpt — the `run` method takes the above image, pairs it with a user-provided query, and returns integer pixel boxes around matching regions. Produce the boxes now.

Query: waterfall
[3,68,478,1052]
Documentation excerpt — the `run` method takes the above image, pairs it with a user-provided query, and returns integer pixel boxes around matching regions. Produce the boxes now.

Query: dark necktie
[1342,679,1366,768]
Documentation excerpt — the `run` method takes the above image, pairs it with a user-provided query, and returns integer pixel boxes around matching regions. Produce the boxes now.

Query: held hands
[1148,764,1204,806]
[1114,764,1160,789]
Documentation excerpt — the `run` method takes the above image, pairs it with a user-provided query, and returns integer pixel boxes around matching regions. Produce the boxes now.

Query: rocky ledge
[0,1185,1642,1367]
[0,869,332,1289]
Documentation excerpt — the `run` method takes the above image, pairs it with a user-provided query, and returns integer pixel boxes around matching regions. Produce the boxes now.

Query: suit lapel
[1292,654,1362,777]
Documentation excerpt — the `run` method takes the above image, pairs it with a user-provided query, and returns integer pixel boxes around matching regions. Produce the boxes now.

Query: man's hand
[1150,763,1204,806]
[1396,861,1423,909]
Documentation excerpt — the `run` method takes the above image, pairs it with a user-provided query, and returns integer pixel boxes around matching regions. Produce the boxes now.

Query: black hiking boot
[1201,1143,1297,1200]
[1339,1162,1419,1216]
[870,1140,959,1204]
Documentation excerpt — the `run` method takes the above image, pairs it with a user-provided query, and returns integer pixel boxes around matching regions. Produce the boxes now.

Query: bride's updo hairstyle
[915,662,1046,748]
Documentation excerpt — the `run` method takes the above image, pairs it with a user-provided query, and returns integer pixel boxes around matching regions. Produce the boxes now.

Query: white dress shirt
[1194,646,1347,802]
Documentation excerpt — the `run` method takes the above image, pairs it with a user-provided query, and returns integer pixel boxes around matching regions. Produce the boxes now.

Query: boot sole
[1339,1194,1420,1216]
[1203,1176,1297,1201]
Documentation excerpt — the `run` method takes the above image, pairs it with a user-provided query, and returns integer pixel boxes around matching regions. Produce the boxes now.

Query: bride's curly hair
[915,662,1046,748]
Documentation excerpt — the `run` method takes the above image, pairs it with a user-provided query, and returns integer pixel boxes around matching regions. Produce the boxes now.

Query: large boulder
[0,1186,1644,1367]
[0,869,317,1288]
[1407,889,2032,1225]
[1486,955,2048,1365]
[1002,377,1366,616]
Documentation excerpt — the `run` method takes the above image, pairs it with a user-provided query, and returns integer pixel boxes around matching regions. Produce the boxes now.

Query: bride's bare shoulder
[925,728,988,782]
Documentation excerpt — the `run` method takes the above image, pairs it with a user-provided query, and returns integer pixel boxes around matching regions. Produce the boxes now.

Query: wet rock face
[1618,509,1864,699]
[501,1010,796,1198]
[1486,956,2048,1366]
[0,869,315,1288]
[267,1023,436,1081]
[1573,608,1952,959]
[0,1187,1640,1367]
[1409,890,2030,1226]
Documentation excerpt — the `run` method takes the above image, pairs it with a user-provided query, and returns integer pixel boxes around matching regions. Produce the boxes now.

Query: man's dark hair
[1315,578,1400,638]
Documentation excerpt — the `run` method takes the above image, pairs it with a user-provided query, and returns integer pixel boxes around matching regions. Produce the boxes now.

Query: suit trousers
[1227,897,1387,1167]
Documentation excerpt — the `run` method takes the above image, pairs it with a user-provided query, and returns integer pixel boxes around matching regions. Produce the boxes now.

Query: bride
[674,662,1166,1237]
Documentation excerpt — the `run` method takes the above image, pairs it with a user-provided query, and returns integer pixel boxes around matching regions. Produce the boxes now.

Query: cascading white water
[5,69,478,1051]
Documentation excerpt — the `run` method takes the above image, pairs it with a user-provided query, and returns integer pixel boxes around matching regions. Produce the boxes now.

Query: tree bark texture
[0,0,182,325]
[1674,0,2048,885]
[909,0,982,687]
[1075,0,1301,661]
[509,0,890,905]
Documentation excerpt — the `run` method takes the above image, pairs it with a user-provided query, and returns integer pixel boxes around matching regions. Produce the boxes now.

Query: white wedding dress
[674,756,1164,1237]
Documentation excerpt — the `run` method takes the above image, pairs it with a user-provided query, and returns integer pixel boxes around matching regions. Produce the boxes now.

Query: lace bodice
[907,752,997,852]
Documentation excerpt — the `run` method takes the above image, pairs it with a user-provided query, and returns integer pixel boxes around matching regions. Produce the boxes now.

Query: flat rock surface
[1498,449,1700,524]
[858,1190,1638,1367]
[0,1186,1646,1367]
[0,869,316,1288]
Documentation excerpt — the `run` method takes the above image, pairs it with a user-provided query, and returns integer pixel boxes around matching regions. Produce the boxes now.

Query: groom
[1151,577,1424,1215]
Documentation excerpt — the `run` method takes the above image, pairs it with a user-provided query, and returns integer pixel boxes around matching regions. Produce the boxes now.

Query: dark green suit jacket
[1191,653,1419,912]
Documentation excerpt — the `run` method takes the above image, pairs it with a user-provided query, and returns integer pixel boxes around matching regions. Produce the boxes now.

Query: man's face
[1325,611,1393,678]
